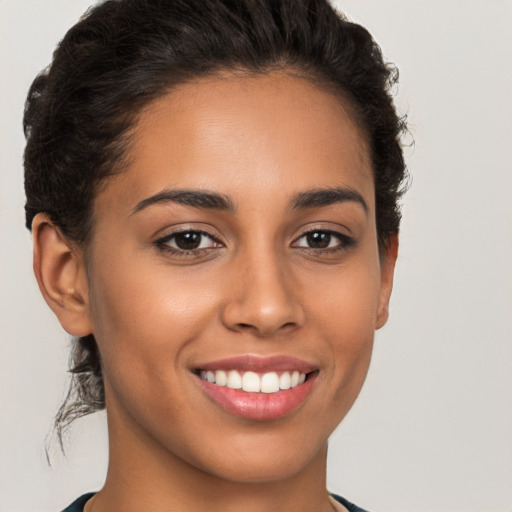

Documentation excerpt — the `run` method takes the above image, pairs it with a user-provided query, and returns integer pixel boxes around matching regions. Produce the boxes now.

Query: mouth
[193,356,318,420]
[197,369,309,393]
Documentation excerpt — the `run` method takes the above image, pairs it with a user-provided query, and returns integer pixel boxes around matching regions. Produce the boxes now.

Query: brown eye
[174,231,203,250]
[294,230,339,249]
[292,229,355,252]
[156,230,221,253]
[305,231,331,249]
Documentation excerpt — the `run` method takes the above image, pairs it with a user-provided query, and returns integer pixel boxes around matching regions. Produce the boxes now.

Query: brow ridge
[132,186,367,216]
[291,187,368,213]
[132,189,235,214]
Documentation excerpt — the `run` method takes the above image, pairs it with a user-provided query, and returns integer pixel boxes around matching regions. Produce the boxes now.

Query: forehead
[96,72,374,216]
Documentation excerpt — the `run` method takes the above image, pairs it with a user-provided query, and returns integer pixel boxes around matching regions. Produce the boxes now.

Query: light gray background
[1,1,511,511]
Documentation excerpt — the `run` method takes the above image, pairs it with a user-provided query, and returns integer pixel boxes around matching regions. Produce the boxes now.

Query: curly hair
[23,0,408,440]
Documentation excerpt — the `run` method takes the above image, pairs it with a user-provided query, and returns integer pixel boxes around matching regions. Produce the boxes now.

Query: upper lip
[194,355,317,374]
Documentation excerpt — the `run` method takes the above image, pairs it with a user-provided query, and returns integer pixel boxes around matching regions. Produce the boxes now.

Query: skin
[33,72,398,512]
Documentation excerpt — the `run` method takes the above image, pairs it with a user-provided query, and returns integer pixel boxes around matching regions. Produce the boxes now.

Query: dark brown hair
[23,0,408,440]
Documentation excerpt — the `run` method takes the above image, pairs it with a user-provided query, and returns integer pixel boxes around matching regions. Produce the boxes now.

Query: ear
[32,213,92,337]
[375,233,399,329]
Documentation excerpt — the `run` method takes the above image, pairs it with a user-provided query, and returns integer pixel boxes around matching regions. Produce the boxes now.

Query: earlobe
[376,233,399,330]
[32,213,92,337]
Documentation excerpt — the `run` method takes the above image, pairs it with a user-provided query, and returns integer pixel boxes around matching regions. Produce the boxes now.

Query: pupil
[175,232,201,250]
[307,231,330,248]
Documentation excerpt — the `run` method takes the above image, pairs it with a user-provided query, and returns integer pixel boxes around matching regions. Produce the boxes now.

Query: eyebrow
[132,186,368,216]
[291,187,368,214]
[132,189,235,214]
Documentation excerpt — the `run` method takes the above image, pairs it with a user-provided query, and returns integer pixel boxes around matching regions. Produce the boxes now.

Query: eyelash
[154,228,355,258]
[292,229,356,254]
[154,230,222,258]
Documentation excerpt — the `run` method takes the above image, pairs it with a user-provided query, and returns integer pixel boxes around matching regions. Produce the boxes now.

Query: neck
[91,400,335,512]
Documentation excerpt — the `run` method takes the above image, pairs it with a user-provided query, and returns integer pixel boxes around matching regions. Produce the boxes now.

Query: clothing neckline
[62,491,370,512]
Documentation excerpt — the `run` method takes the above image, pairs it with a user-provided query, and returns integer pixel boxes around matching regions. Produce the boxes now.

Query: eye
[155,230,222,253]
[292,229,354,251]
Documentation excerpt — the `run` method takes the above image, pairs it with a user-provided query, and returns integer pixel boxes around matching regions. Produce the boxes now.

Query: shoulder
[60,493,95,512]
[330,493,372,512]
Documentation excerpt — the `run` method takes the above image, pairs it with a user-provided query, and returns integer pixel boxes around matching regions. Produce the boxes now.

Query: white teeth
[261,372,280,393]
[227,370,242,389]
[242,371,261,392]
[279,371,291,389]
[200,369,308,393]
[215,370,227,386]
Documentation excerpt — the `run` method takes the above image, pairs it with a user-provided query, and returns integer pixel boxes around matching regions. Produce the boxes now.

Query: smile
[199,369,307,394]
[194,356,318,420]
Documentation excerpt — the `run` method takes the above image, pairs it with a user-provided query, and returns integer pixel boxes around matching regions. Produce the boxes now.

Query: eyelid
[290,225,356,252]
[152,225,226,261]
[294,230,348,242]
[291,222,352,241]
[155,228,222,246]
[151,223,355,259]
[152,222,223,241]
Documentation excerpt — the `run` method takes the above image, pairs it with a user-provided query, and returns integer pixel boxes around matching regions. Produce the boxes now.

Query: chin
[187,432,327,485]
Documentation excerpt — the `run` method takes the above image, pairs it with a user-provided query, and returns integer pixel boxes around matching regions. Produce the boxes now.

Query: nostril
[234,322,256,333]
[233,320,298,336]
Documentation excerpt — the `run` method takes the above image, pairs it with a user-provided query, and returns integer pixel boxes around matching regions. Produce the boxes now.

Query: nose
[220,251,305,337]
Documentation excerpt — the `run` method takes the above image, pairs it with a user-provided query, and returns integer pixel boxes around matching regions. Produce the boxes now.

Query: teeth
[215,370,227,386]
[279,372,291,390]
[242,371,260,392]
[261,372,280,393]
[227,370,242,389]
[199,369,308,393]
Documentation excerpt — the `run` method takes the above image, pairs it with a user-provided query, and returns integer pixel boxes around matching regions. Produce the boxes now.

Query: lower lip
[196,372,318,420]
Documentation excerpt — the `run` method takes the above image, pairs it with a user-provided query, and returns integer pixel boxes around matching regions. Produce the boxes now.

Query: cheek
[310,255,381,385]
[311,248,381,329]
[86,257,225,442]
[86,250,220,381]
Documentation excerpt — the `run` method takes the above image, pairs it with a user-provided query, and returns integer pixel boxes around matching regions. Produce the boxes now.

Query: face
[80,73,396,483]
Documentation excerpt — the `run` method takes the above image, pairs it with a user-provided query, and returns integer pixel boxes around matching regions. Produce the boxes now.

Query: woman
[24,0,407,510]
